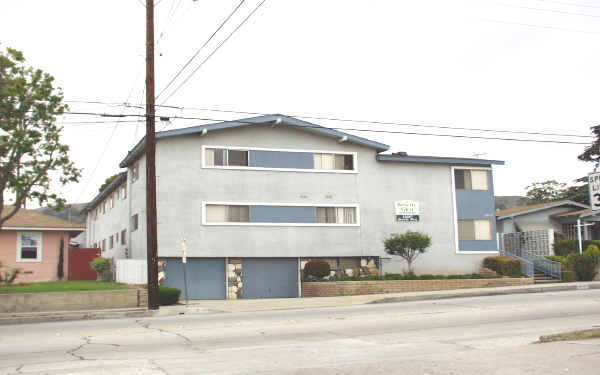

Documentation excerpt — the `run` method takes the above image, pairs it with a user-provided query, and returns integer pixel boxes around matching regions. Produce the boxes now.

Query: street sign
[588,172,600,211]
[395,200,420,222]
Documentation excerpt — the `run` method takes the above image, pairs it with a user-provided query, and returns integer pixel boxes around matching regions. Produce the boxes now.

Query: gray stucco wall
[146,124,499,274]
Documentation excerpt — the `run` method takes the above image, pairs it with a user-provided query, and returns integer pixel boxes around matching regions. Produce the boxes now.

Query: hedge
[319,273,503,282]
[304,259,331,279]
[553,238,578,257]
[546,255,567,265]
[561,271,575,282]
[159,286,181,306]
[483,256,522,277]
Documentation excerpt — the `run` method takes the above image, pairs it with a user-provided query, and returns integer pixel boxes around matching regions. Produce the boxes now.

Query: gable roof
[119,115,390,167]
[377,154,504,166]
[1,206,85,231]
[496,200,590,220]
[82,172,127,213]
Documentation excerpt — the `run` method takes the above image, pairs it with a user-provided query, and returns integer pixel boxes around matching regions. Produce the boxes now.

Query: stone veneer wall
[227,258,243,299]
[301,277,534,297]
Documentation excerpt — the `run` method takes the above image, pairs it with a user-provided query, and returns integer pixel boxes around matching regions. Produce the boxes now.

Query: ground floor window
[17,232,42,262]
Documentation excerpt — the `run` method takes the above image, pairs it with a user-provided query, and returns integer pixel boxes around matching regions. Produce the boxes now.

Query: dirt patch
[537,328,600,343]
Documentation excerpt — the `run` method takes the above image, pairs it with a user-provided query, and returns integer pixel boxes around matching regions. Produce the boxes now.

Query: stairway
[534,270,558,284]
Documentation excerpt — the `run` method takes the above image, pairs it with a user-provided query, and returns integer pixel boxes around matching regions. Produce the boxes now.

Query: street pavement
[1,289,600,374]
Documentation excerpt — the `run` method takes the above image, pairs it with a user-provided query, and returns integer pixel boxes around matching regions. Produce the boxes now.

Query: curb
[368,282,600,304]
[0,308,151,325]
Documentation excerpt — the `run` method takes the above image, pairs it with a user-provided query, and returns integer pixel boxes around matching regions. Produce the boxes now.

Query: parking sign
[589,172,600,211]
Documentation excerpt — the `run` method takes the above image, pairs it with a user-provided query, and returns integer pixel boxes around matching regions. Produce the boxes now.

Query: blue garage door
[242,258,299,299]
[164,258,226,300]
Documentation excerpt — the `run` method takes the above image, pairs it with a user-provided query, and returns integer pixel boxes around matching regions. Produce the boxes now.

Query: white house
[84,115,503,299]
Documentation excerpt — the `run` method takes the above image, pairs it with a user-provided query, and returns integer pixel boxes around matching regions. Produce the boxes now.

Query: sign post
[181,239,189,306]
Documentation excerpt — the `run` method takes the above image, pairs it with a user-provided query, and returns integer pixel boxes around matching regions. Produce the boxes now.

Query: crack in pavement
[149,359,171,375]
[66,336,91,361]
[135,320,194,347]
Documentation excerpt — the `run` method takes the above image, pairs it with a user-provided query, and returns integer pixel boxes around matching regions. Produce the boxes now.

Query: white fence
[115,259,147,284]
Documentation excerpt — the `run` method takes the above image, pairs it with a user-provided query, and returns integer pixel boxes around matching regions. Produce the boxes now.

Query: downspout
[127,169,133,258]
[577,218,583,254]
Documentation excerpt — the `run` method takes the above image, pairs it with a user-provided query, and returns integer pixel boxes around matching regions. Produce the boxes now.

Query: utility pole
[145,0,159,310]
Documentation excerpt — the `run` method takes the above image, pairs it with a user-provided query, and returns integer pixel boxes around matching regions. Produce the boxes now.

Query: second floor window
[132,214,139,231]
[206,148,249,167]
[454,169,489,190]
[131,163,140,183]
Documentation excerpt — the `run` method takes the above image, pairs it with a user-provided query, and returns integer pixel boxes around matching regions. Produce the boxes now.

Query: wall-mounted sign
[395,200,420,222]
[589,172,600,211]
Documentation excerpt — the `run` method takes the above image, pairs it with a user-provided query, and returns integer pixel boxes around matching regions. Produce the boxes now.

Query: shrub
[159,286,181,305]
[483,256,522,277]
[384,231,431,273]
[553,238,578,257]
[0,262,22,284]
[546,255,567,265]
[561,270,575,282]
[566,253,579,271]
[573,254,598,281]
[90,257,111,273]
[304,259,331,279]
[583,240,600,251]
[584,245,600,266]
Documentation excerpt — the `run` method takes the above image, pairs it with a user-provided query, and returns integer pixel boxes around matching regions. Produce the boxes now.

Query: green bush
[553,238,578,257]
[546,255,567,265]
[561,271,575,282]
[584,245,600,265]
[304,259,331,279]
[483,256,522,277]
[573,254,598,281]
[159,286,181,305]
[319,273,500,282]
[90,257,111,273]
[566,253,579,271]
[583,240,600,251]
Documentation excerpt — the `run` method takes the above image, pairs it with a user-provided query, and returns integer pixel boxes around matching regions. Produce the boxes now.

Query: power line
[61,100,594,138]
[49,110,592,145]
[533,0,600,9]
[497,3,600,18]
[155,0,247,100]
[160,0,268,104]
[481,18,600,35]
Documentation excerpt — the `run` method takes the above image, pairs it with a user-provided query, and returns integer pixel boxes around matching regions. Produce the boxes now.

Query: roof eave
[496,201,591,220]
[82,172,127,213]
[376,155,504,166]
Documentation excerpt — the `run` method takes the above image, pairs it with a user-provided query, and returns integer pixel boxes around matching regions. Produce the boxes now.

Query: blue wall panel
[250,205,317,223]
[242,258,299,298]
[164,258,226,299]
[249,150,314,169]
[455,171,498,251]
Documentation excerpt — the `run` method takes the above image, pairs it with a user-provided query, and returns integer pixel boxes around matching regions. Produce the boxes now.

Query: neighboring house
[495,196,527,211]
[84,114,503,299]
[0,207,85,282]
[496,200,594,239]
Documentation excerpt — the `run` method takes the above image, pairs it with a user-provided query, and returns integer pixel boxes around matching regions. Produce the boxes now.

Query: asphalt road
[1,289,600,374]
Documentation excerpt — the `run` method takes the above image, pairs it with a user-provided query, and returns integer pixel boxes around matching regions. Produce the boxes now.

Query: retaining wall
[0,289,147,313]
[301,278,534,297]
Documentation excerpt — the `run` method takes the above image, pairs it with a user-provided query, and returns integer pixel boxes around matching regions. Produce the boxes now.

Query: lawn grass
[0,281,131,294]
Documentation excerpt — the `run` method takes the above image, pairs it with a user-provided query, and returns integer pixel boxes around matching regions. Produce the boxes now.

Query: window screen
[228,150,248,166]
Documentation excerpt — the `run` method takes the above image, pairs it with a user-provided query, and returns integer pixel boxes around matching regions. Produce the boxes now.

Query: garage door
[164,258,226,300]
[242,258,298,299]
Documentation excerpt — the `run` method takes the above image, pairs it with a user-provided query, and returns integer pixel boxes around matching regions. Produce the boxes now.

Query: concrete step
[535,279,558,284]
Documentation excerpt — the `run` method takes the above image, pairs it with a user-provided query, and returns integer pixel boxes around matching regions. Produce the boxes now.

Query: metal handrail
[500,247,562,281]
[499,248,534,278]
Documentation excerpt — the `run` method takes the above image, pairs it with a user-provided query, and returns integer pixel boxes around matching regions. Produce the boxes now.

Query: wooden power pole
[145,0,159,310]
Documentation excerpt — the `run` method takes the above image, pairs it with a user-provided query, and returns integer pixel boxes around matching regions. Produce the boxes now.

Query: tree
[0,46,80,227]
[384,231,431,273]
[99,173,119,193]
[578,125,600,168]
[524,180,566,204]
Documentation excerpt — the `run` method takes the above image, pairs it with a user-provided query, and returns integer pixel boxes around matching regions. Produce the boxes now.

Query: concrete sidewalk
[160,281,600,314]
[2,281,599,324]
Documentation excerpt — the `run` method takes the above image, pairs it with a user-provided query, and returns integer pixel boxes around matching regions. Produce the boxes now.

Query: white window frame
[450,166,498,255]
[201,201,360,227]
[201,145,358,174]
[16,232,43,262]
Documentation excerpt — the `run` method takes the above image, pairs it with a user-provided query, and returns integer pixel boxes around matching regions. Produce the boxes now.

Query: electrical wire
[61,100,594,139]
[497,3,600,18]
[533,0,600,9]
[155,0,247,100]
[481,18,600,35]
[159,0,268,104]
[48,110,592,145]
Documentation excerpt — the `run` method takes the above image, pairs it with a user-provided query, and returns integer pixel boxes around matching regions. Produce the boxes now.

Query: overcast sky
[1,0,598,205]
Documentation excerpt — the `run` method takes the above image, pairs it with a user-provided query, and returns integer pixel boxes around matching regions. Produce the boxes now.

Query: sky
[1,0,599,206]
